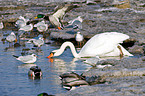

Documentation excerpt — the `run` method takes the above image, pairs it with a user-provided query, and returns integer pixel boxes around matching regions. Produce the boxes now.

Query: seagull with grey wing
[75,32,84,48]
[34,20,48,34]
[34,4,77,30]
[13,54,37,63]
[6,32,17,47]
[0,21,4,29]
[68,16,83,29]
[19,22,33,32]
[27,37,44,51]
[15,16,29,28]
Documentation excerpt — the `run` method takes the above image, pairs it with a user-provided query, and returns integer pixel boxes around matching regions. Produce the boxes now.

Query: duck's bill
[58,27,62,30]
[34,17,38,19]
[47,52,54,58]
[15,38,17,43]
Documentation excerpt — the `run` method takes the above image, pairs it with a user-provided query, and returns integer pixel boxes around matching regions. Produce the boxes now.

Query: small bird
[35,4,77,30]
[68,16,83,29]
[13,54,37,63]
[0,21,4,29]
[28,66,42,77]
[83,56,100,67]
[27,37,44,50]
[15,16,29,28]
[19,22,33,32]
[75,32,84,48]
[6,32,17,47]
[34,20,48,33]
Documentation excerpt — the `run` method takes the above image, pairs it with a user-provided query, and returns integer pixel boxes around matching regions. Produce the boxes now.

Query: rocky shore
[0,0,145,95]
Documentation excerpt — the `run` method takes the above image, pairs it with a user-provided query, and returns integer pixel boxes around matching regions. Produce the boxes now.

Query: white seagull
[75,32,84,48]
[15,16,29,28]
[68,16,83,25]
[34,20,48,33]
[6,32,17,46]
[13,54,37,63]
[0,21,4,29]
[47,32,133,58]
[19,23,33,32]
[27,37,44,50]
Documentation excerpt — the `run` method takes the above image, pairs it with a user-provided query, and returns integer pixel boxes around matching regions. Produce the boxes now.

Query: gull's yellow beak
[47,52,54,58]
[34,17,38,19]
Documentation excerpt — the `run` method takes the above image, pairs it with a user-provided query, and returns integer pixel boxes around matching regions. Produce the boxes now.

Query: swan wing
[79,32,129,57]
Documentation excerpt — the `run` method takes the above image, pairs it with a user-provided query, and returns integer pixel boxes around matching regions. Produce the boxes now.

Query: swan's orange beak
[47,52,54,58]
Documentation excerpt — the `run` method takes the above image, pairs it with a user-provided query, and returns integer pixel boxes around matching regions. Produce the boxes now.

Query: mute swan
[47,32,133,58]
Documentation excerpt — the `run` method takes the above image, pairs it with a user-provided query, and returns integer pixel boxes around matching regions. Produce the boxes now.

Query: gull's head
[32,54,37,57]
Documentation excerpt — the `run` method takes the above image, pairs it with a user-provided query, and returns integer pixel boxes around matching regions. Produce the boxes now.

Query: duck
[13,54,37,63]
[37,93,54,96]
[28,66,42,77]
[60,72,88,90]
[60,72,85,80]
[34,4,77,30]
[6,32,17,46]
[47,32,133,58]
[75,32,84,48]
[15,16,29,28]
[34,20,48,33]
[0,21,4,29]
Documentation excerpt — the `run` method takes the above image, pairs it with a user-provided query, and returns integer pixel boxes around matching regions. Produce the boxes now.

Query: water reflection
[48,57,92,74]
[17,63,37,68]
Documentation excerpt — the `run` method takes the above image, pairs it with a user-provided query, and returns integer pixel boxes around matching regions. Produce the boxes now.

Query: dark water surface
[0,30,91,96]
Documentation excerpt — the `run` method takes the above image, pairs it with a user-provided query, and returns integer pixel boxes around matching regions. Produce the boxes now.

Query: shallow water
[0,29,93,96]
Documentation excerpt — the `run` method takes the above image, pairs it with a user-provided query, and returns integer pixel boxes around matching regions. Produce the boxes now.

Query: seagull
[27,37,44,50]
[6,32,17,47]
[68,16,83,25]
[83,56,100,67]
[15,16,29,28]
[34,20,48,33]
[13,54,37,63]
[75,32,84,48]
[0,21,4,29]
[34,4,77,30]
[19,22,33,32]
[68,16,83,29]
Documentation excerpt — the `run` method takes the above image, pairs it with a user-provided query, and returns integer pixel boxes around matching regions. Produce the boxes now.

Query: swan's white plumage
[78,32,132,57]
[51,32,133,58]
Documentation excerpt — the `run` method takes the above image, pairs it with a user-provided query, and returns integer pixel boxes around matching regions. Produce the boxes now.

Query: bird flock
[0,3,134,93]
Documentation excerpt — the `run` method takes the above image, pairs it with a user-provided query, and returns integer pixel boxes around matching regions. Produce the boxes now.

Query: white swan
[47,32,133,58]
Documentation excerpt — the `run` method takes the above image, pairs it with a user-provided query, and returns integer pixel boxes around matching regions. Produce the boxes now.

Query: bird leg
[117,45,124,58]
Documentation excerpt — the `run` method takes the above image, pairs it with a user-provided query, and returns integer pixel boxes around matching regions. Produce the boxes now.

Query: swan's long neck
[56,42,79,58]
